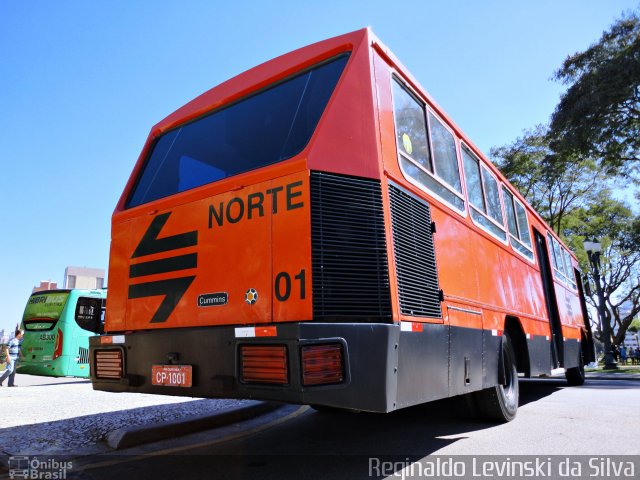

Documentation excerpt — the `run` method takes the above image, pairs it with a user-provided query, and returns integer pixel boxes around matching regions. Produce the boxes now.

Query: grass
[585,365,640,375]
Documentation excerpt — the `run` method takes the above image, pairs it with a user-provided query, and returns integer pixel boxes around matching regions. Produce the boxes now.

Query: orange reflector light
[302,344,344,386]
[240,345,288,385]
[94,349,124,380]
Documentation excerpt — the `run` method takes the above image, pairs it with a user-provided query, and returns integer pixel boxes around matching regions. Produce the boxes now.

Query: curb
[106,401,282,450]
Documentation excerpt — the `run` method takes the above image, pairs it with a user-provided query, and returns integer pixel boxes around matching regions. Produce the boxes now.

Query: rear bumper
[89,323,399,412]
[17,357,66,375]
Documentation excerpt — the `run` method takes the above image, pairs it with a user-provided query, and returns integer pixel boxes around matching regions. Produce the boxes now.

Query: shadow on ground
[56,379,614,480]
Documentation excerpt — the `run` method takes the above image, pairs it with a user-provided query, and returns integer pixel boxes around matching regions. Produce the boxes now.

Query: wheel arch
[504,316,530,377]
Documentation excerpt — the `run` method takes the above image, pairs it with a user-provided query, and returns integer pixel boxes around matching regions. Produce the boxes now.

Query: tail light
[94,349,124,379]
[302,344,344,386]
[240,345,288,384]
[52,328,63,360]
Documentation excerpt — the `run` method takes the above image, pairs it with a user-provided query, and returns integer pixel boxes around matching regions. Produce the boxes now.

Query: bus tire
[565,349,585,386]
[474,332,519,422]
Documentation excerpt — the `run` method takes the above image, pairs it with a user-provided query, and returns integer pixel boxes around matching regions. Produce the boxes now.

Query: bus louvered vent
[389,184,442,318]
[94,349,124,380]
[77,347,89,364]
[310,171,391,321]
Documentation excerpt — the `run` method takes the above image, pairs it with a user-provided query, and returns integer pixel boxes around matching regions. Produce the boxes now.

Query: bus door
[533,229,564,368]
[575,269,596,363]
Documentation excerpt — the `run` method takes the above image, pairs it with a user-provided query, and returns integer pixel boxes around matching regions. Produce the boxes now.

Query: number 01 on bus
[89,29,594,422]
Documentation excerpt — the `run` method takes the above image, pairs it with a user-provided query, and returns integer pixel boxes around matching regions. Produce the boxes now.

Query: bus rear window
[23,319,58,331]
[126,54,349,208]
[22,292,70,328]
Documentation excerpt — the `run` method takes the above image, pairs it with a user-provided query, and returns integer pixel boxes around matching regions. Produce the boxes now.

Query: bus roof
[117,27,577,261]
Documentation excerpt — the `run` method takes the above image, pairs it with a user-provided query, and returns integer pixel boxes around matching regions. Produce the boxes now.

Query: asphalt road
[58,378,640,480]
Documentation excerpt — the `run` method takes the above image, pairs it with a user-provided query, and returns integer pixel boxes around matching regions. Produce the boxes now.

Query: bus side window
[562,248,577,289]
[392,77,465,212]
[427,112,463,195]
[502,186,534,260]
[75,297,105,334]
[462,145,506,241]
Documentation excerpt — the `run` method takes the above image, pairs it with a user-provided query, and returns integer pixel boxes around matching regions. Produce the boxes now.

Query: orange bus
[90,29,594,422]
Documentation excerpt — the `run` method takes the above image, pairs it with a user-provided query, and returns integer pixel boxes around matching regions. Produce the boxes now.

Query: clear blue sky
[1,0,637,332]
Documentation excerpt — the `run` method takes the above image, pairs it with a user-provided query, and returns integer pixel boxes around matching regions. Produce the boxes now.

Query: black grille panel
[389,184,442,318]
[311,172,391,320]
[77,347,89,364]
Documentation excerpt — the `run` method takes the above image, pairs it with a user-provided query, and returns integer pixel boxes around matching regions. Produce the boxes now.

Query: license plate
[151,365,192,387]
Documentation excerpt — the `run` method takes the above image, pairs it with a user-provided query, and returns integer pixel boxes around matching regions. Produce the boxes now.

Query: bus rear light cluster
[52,328,63,360]
[240,345,288,385]
[94,349,124,380]
[302,344,344,386]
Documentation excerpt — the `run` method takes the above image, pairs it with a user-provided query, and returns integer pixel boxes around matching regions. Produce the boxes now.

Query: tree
[493,12,640,350]
[549,12,640,177]
[492,128,640,347]
[563,195,640,346]
[490,125,605,234]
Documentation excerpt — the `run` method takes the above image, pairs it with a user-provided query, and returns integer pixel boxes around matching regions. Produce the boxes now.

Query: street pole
[588,249,618,370]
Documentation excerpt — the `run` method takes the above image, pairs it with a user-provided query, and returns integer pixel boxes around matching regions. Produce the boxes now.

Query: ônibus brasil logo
[9,456,72,479]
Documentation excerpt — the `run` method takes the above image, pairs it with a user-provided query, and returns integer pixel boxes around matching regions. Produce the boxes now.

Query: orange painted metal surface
[108,171,312,331]
[106,27,587,347]
[371,31,587,340]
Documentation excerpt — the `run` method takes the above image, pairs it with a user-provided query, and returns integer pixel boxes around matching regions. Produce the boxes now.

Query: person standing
[0,329,23,387]
[619,344,627,366]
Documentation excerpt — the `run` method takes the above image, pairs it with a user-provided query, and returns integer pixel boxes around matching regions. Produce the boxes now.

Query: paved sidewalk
[0,374,254,455]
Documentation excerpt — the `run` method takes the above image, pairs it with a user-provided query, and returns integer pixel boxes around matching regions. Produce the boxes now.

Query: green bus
[18,289,106,378]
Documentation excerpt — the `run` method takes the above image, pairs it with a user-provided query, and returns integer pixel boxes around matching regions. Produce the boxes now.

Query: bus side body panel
[371,43,570,381]
[306,31,381,180]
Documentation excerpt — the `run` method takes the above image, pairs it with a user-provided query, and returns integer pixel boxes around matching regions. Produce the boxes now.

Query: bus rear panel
[20,289,106,378]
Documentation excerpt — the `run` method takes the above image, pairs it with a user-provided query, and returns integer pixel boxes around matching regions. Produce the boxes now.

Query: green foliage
[491,10,640,347]
[629,318,640,332]
[563,197,640,344]
[490,125,605,235]
[563,191,635,241]
[550,12,640,176]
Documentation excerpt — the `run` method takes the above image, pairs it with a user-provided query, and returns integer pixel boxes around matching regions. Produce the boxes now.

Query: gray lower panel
[90,322,509,413]
[528,335,552,376]
[563,338,581,369]
[449,326,484,397]
[395,324,502,409]
[395,323,449,409]
[90,323,399,413]
[483,330,501,388]
[298,323,399,412]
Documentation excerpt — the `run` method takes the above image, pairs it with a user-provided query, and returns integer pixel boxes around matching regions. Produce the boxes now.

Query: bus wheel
[475,332,519,422]
[565,349,585,386]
